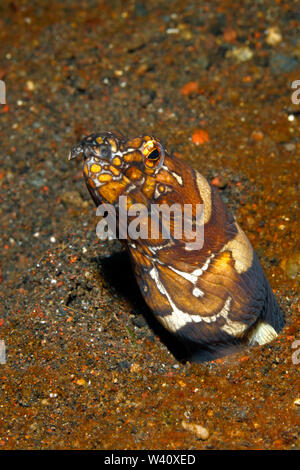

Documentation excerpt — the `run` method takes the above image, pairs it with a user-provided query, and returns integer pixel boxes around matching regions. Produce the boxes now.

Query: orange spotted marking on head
[99,180,129,204]
[96,136,103,144]
[99,173,113,182]
[83,164,89,176]
[124,151,143,163]
[113,157,122,166]
[109,165,120,176]
[91,163,101,174]
[142,175,156,198]
[126,166,143,181]
[127,137,143,149]
[156,169,180,187]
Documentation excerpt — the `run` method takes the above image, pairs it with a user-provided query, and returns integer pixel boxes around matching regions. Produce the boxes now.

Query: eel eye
[142,139,164,170]
[147,148,160,161]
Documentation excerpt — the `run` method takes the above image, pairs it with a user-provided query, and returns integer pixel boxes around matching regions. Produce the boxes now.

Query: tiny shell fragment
[181,420,209,440]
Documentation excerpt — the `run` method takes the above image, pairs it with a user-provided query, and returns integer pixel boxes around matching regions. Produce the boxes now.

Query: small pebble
[270,54,299,75]
[265,27,282,46]
[283,142,296,152]
[251,130,264,141]
[117,360,131,370]
[191,129,210,145]
[26,80,35,91]
[226,46,253,62]
[246,216,256,227]
[130,363,141,373]
[281,250,300,279]
[140,93,154,107]
[180,81,199,96]
[76,379,86,386]
[181,420,209,440]
[61,191,89,208]
[166,28,179,34]
[136,64,149,76]
[223,28,237,42]
[211,175,228,189]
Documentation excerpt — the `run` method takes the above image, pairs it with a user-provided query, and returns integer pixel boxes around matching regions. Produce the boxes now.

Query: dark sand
[0,0,299,449]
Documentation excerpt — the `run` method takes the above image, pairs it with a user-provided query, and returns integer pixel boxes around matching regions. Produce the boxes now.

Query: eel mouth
[68,144,84,161]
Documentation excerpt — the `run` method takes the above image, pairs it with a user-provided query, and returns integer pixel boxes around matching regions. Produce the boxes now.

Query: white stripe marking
[193,287,204,298]
[149,266,232,332]
[166,253,215,285]
[191,253,215,277]
[171,171,183,186]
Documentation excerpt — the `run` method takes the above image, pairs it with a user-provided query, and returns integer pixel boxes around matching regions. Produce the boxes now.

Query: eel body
[69,132,285,361]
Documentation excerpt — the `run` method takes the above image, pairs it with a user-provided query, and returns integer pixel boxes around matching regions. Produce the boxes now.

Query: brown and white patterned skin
[69,131,285,361]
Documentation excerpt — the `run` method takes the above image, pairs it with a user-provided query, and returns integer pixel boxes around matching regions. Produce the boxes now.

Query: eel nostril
[68,144,83,160]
